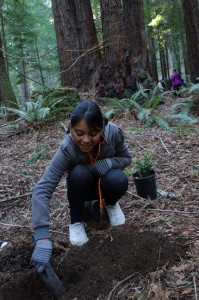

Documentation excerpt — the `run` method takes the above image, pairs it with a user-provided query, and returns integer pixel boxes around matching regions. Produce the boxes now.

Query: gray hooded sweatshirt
[32,121,132,240]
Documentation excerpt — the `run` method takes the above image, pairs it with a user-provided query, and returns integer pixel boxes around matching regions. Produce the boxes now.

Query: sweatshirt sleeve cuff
[105,158,113,168]
[34,226,50,241]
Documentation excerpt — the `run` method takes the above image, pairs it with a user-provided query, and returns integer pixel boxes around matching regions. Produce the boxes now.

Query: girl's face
[70,119,103,153]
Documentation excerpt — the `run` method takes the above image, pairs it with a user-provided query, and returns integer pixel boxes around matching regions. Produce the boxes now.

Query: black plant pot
[133,170,157,200]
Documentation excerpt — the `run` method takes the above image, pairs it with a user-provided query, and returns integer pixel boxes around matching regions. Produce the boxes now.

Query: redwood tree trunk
[100,0,126,65]
[52,0,101,89]
[74,0,102,87]
[183,0,199,82]
[123,0,151,89]
[124,0,149,71]
[96,0,128,98]
[191,0,199,44]
[96,0,151,98]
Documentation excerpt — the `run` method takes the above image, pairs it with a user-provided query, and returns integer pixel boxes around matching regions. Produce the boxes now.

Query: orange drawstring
[88,140,101,164]
[88,140,104,212]
[98,177,103,210]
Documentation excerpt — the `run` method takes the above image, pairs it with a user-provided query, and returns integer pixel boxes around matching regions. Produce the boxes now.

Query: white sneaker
[106,202,125,226]
[69,222,89,246]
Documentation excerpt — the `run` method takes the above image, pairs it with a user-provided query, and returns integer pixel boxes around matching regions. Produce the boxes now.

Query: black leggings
[67,165,128,223]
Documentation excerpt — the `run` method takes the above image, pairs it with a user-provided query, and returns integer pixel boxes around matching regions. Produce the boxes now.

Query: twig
[193,275,198,300]
[135,140,147,150]
[107,273,137,300]
[0,222,31,229]
[0,192,32,203]
[126,191,146,199]
[50,230,67,236]
[153,131,170,155]
[7,61,50,89]
[0,42,61,60]
[147,208,199,215]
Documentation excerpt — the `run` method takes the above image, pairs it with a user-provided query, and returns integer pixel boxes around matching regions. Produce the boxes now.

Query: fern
[166,113,196,123]
[189,83,199,93]
[138,108,151,121]
[154,116,170,130]
[105,108,121,119]
[5,95,69,122]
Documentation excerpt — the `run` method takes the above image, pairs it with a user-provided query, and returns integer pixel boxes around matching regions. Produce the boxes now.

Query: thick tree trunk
[74,0,102,88]
[52,0,101,89]
[124,0,149,71]
[123,0,151,90]
[191,0,199,44]
[100,0,126,65]
[183,0,199,82]
[96,0,128,98]
[96,0,150,98]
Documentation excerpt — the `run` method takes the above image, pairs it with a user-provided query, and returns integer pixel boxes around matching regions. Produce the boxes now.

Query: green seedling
[133,152,155,178]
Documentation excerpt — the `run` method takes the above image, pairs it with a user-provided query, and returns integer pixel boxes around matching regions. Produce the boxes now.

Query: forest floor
[0,94,199,300]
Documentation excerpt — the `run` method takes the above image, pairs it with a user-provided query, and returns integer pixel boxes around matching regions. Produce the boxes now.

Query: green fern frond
[166,113,196,122]
[154,116,170,130]
[189,83,199,93]
[105,109,117,119]
[138,108,151,121]
[6,107,33,122]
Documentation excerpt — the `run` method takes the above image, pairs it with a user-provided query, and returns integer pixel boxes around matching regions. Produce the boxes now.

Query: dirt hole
[0,227,187,300]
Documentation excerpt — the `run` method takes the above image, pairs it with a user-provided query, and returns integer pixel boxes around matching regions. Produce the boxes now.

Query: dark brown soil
[0,225,187,300]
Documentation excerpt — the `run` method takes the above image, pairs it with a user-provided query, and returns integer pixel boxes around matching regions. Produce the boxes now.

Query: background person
[170,68,184,95]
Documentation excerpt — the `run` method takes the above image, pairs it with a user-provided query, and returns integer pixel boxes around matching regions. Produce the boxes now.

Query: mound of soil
[0,226,187,300]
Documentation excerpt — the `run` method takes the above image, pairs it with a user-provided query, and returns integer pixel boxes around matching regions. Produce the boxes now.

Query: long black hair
[70,100,107,132]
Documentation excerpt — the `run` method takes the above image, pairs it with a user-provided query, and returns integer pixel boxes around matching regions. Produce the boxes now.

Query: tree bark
[0,35,17,115]
[96,0,150,98]
[191,0,199,44]
[96,0,128,98]
[100,0,126,65]
[183,0,199,82]
[124,0,149,71]
[52,0,101,89]
[123,0,151,90]
[0,0,17,120]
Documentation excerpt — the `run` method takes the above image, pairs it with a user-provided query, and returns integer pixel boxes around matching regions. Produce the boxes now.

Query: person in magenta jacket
[170,68,183,90]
